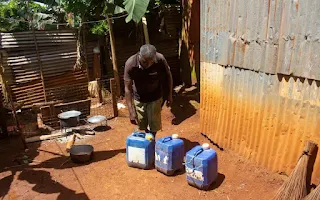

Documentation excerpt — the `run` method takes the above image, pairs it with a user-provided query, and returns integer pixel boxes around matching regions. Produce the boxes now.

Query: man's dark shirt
[124,52,169,103]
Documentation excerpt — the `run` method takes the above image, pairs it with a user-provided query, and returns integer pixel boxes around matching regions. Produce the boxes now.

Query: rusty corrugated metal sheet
[163,4,181,39]
[201,0,320,80]
[3,47,77,80]
[10,80,45,106]
[86,41,96,70]
[150,4,181,86]
[201,63,320,184]
[45,70,88,103]
[115,39,141,91]
[0,30,82,108]
[1,30,77,84]
[0,30,77,49]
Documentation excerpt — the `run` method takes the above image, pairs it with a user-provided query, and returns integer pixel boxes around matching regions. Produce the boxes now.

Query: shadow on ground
[208,173,226,190]
[18,169,89,200]
[181,137,200,153]
[187,173,225,191]
[0,135,125,199]
[170,86,199,125]
[93,125,111,132]
[0,136,40,199]
[0,173,14,198]
[33,149,126,170]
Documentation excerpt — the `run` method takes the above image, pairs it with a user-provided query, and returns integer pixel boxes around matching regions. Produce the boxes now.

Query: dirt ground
[0,88,283,200]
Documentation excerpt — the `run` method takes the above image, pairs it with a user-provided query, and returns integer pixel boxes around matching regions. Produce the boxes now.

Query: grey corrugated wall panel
[201,0,320,80]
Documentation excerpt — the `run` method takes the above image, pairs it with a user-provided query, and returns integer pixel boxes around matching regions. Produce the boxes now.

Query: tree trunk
[74,24,87,70]
[106,16,120,97]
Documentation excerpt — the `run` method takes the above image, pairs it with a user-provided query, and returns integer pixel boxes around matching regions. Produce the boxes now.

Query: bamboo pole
[110,78,118,117]
[82,25,90,82]
[96,78,103,103]
[106,16,121,97]
[142,16,150,44]
[32,26,47,102]
[9,91,27,149]
[0,90,8,137]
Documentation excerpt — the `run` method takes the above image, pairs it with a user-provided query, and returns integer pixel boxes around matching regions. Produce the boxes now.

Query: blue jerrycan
[185,143,218,190]
[126,132,155,169]
[155,134,184,175]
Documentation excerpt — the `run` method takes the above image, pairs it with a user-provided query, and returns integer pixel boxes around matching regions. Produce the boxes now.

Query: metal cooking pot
[58,110,81,128]
[70,145,94,163]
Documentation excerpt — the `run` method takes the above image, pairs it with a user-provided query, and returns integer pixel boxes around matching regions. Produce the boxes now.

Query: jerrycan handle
[185,147,204,170]
[133,132,146,138]
[194,148,204,157]
[162,136,172,143]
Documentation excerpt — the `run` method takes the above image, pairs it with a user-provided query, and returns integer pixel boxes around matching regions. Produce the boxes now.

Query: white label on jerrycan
[155,152,161,162]
[155,152,169,165]
[186,167,204,181]
[163,156,169,164]
[128,146,146,165]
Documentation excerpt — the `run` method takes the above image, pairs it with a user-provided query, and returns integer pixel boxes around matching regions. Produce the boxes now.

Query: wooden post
[0,87,7,137]
[110,78,118,117]
[96,78,103,104]
[142,16,150,44]
[93,48,102,79]
[106,16,121,97]
[9,89,27,149]
[3,84,26,148]
[83,27,90,82]
[32,28,47,102]
[0,53,26,148]
[0,54,8,137]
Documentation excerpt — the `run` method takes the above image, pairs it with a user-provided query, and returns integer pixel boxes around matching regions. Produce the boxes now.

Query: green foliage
[61,0,90,19]
[123,0,150,23]
[159,0,179,4]
[0,0,55,32]
[0,0,159,33]
[90,20,109,35]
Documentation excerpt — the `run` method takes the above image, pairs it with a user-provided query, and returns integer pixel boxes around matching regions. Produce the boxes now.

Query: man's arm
[162,57,173,106]
[124,57,137,124]
[125,80,137,124]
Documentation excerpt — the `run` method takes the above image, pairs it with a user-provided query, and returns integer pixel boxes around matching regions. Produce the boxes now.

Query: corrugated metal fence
[201,63,320,184]
[201,0,320,80]
[201,0,320,184]
[0,30,88,108]
[156,4,181,86]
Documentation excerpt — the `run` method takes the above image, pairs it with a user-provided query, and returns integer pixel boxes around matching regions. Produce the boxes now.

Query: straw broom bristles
[303,184,320,200]
[273,140,317,200]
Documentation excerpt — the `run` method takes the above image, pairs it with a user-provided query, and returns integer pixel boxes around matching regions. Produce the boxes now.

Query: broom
[303,184,320,200]
[273,140,317,200]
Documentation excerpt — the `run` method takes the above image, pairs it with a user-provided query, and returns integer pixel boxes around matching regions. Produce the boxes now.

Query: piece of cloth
[134,98,163,133]
[124,52,169,103]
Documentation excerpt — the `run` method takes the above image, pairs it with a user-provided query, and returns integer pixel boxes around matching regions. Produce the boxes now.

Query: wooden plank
[110,78,118,117]
[26,131,70,143]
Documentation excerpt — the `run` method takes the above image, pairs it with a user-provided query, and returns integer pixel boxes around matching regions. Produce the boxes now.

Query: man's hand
[166,95,173,107]
[129,112,137,125]
[130,119,137,125]
[125,80,137,125]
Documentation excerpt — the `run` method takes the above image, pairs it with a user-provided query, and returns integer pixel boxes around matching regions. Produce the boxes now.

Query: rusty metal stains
[201,63,320,184]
